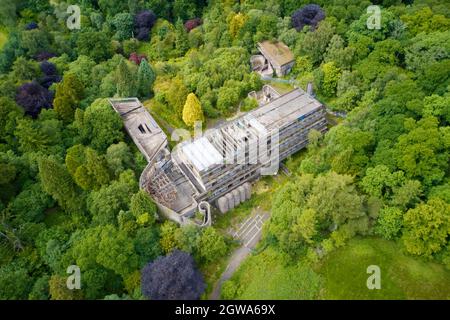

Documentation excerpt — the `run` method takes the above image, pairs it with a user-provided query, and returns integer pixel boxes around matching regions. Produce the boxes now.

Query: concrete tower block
[225,193,235,210]
[237,185,246,202]
[232,189,241,206]
[217,196,229,214]
[243,182,251,200]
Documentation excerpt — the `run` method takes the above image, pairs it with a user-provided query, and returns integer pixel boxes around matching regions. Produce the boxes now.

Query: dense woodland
[0,0,449,300]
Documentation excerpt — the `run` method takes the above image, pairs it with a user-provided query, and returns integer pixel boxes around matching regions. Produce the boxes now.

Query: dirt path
[209,210,269,300]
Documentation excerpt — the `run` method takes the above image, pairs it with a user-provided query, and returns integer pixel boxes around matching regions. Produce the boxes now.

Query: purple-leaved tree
[291,4,325,32]
[16,81,53,117]
[141,250,205,300]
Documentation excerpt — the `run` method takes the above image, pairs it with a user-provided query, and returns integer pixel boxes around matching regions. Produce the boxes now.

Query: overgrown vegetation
[0,0,449,300]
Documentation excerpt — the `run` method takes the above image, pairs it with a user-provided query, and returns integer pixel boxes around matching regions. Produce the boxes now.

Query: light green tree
[402,198,450,257]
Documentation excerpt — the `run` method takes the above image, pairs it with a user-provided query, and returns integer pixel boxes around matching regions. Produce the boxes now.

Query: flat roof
[250,88,323,130]
[258,41,294,67]
[181,137,223,172]
[109,98,167,162]
[176,88,323,174]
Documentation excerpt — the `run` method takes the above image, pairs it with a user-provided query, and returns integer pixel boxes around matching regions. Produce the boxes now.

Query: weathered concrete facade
[110,87,327,225]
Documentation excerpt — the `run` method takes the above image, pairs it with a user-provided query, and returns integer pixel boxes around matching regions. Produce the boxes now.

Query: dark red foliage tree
[16,81,53,118]
[134,10,157,41]
[129,52,147,65]
[291,4,325,32]
[184,18,202,32]
[141,250,205,300]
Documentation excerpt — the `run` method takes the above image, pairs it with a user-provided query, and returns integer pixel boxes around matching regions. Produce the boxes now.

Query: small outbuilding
[256,40,295,77]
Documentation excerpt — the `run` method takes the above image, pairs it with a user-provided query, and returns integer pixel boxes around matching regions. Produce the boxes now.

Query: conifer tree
[182,93,204,127]
[116,59,137,97]
[53,73,84,122]
[175,18,189,56]
[137,59,156,97]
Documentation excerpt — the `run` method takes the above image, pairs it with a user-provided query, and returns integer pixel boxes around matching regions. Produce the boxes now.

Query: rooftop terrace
[109,98,167,162]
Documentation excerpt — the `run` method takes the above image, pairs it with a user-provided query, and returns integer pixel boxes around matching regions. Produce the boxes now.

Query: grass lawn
[264,81,295,94]
[317,237,450,299]
[0,27,8,49]
[223,247,323,299]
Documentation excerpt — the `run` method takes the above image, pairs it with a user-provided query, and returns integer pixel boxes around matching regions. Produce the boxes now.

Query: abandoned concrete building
[251,41,295,77]
[110,86,327,226]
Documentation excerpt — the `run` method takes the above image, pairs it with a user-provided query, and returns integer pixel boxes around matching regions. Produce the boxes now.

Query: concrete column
[225,193,235,211]
[232,189,241,207]
[217,196,228,214]
[237,185,246,202]
[243,182,251,200]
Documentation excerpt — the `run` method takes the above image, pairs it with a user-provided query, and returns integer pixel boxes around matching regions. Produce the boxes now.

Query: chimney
[306,82,314,96]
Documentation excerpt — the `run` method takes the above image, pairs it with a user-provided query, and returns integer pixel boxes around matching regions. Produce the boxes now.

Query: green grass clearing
[317,237,450,299]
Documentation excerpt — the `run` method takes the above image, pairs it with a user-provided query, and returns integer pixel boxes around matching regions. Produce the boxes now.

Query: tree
[97,225,139,277]
[76,31,113,62]
[49,275,83,300]
[0,97,23,145]
[134,10,157,41]
[0,264,32,300]
[38,156,80,213]
[65,145,110,191]
[360,165,405,199]
[175,18,189,56]
[21,29,52,58]
[129,52,147,65]
[137,59,156,97]
[15,81,53,118]
[374,206,404,240]
[72,225,139,278]
[196,227,227,262]
[53,73,84,122]
[185,18,202,33]
[112,13,134,41]
[134,227,162,267]
[300,20,335,65]
[105,142,134,177]
[73,99,124,152]
[269,172,366,255]
[10,57,41,84]
[182,93,204,127]
[229,13,247,38]
[29,275,50,300]
[87,170,137,226]
[9,182,54,224]
[141,250,205,300]
[159,221,179,254]
[130,190,157,224]
[291,4,325,32]
[320,61,341,97]
[116,59,137,97]
[402,198,450,257]
[0,0,16,26]
[395,117,448,187]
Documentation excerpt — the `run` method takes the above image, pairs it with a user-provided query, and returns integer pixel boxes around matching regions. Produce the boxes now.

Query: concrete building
[252,41,295,77]
[110,86,327,226]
